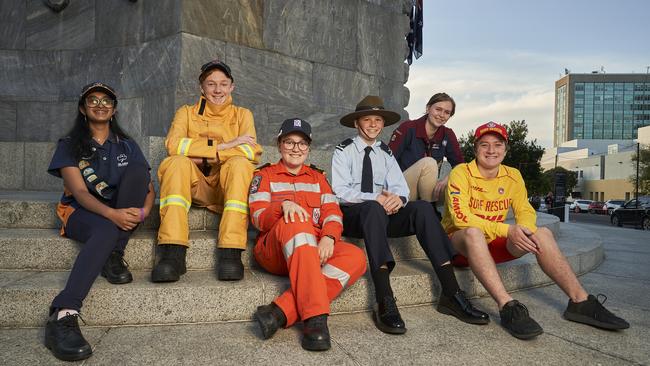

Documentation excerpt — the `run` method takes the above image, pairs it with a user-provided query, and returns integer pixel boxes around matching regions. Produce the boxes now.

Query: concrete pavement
[1,222,648,365]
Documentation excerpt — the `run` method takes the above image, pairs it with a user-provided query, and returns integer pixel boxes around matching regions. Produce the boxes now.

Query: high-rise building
[553,73,650,147]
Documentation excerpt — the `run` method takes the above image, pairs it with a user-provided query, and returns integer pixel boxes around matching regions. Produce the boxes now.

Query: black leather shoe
[437,290,490,325]
[101,251,133,284]
[44,312,92,361]
[217,248,244,281]
[151,244,187,283]
[254,303,286,340]
[301,315,331,351]
[373,296,406,334]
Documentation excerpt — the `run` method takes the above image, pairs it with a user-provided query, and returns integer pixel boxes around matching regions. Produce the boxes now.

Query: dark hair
[426,92,456,117]
[65,99,130,161]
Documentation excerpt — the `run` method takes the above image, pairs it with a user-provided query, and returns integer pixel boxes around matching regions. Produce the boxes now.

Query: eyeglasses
[282,139,310,151]
[85,96,115,108]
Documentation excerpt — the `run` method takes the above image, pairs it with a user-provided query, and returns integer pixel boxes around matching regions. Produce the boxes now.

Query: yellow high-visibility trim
[224,199,249,214]
[177,138,193,156]
[237,144,254,160]
[160,194,191,212]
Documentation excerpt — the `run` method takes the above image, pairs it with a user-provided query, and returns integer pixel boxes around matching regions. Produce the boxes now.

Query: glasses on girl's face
[85,96,115,108]
[282,139,310,151]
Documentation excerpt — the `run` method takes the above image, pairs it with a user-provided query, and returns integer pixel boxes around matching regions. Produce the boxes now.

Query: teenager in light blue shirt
[331,95,488,335]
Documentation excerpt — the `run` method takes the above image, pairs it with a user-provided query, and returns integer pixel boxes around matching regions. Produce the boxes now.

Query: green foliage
[541,166,578,197]
[629,144,650,195]
[458,120,546,194]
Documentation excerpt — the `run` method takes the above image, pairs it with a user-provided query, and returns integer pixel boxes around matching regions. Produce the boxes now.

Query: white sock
[57,309,79,320]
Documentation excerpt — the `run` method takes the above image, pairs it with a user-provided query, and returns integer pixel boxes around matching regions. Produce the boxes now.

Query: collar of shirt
[468,159,509,179]
[414,116,445,143]
[92,132,118,149]
[352,135,381,153]
[270,159,312,177]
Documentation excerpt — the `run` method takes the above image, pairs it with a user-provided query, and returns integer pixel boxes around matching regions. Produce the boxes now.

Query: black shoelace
[382,296,400,316]
[59,313,86,336]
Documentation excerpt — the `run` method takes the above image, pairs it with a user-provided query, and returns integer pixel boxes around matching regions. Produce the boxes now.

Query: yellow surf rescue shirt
[442,160,537,242]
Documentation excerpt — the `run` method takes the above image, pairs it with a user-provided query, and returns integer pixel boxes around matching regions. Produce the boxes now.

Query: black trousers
[340,200,455,273]
[50,163,150,313]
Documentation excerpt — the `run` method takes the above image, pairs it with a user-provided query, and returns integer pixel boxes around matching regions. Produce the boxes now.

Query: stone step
[0,190,561,234]
[0,191,220,231]
[0,211,561,271]
[0,223,601,327]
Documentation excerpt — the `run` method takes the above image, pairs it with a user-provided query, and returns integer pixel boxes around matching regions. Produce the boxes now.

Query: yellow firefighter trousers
[157,155,253,249]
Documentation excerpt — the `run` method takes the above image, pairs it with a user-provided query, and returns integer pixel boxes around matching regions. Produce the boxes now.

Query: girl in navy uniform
[44,82,155,361]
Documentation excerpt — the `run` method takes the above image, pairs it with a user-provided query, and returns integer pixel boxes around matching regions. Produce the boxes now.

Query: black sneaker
[499,300,543,340]
[101,251,133,284]
[563,294,630,330]
[301,315,331,351]
[373,296,407,334]
[44,312,92,361]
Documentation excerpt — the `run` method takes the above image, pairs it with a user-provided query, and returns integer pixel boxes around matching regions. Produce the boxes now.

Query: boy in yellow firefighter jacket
[153,59,262,282]
[443,121,628,340]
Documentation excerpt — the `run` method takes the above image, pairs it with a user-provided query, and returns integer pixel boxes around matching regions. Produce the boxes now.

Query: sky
[405,0,650,148]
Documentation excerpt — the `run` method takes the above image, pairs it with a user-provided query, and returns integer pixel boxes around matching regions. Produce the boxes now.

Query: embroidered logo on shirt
[312,208,321,224]
[449,184,461,195]
[471,185,485,192]
[294,119,301,127]
[498,187,505,195]
[117,153,129,167]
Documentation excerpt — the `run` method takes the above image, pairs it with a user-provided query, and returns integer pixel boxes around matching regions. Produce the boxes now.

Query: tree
[629,143,650,196]
[458,120,546,194]
[541,167,578,198]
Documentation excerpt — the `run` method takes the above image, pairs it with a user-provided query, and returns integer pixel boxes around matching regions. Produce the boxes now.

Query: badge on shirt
[312,208,321,224]
[250,175,262,194]
[117,153,129,167]
[498,187,505,195]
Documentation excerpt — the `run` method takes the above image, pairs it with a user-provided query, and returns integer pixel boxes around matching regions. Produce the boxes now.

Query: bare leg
[450,228,513,309]
[507,227,588,303]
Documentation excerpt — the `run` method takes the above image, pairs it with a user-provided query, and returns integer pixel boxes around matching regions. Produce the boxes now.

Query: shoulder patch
[379,142,393,157]
[335,138,354,151]
[249,175,262,194]
[254,163,271,172]
[309,164,324,174]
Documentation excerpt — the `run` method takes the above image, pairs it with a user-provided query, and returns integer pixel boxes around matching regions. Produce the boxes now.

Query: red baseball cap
[474,121,508,142]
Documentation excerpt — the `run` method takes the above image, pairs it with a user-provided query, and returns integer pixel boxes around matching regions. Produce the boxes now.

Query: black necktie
[361,146,373,193]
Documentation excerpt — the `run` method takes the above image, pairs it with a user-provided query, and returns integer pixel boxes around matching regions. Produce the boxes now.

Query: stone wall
[0,0,412,190]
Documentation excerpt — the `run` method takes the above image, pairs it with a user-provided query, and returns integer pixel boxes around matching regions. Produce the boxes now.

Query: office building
[554,73,650,147]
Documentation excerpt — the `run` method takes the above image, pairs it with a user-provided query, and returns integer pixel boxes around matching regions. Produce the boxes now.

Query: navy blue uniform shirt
[48,134,149,207]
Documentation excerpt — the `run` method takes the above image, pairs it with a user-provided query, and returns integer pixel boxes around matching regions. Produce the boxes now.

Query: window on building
[625,192,630,200]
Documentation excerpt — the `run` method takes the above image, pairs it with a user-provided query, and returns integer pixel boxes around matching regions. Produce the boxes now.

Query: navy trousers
[50,163,150,313]
[340,200,455,273]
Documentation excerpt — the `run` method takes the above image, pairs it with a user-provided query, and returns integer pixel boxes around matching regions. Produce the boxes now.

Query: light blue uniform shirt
[331,135,410,205]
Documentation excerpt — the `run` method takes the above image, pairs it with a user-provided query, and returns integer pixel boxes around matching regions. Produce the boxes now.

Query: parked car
[569,199,593,213]
[610,198,650,230]
[604,199,626,215]
[588,201,607,214]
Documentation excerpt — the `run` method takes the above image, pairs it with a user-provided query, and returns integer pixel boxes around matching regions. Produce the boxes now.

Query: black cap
[278,118,312,141]
[199,59,233,82]
[79,82,117,103]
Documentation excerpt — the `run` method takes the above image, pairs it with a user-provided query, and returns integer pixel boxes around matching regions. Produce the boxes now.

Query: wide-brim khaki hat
[340,95,401,128]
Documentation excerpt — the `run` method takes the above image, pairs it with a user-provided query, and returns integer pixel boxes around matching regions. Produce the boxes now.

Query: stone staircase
[0,143,605,328]
[0,189,603,328]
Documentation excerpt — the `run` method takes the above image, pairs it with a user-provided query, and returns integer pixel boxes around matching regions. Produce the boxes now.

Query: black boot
[151,244,187,282]
[373,296,407,334]
[301,315,331,351]
[254,302,287,340]
[101,250,133,284]
[217,248,244,281]
[44,312,92,361]
[437,290,490,325]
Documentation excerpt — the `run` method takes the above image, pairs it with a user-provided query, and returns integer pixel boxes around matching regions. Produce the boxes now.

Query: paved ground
[1,223,648,365]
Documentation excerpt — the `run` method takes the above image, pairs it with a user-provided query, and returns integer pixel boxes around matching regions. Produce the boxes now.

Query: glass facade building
[554,74,650,146]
